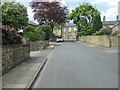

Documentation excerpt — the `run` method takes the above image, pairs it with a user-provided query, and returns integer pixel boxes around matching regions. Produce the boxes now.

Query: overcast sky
[16,0,120,23]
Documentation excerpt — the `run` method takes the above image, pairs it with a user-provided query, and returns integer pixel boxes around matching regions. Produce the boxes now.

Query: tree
[92,13,102,34]
[68,3,102,36]
[1,2,28,30]
[30,1,69,33]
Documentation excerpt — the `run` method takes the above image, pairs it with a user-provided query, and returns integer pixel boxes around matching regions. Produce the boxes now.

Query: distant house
[54,23,77,39]
[18,21,38,33]
[28,21,39,27]
[112,22,120,31]
[63,23,77,39]
[102,16,119,29]
[102,1,120,31]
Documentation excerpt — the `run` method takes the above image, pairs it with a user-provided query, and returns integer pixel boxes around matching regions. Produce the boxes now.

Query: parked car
[56,36,64,42]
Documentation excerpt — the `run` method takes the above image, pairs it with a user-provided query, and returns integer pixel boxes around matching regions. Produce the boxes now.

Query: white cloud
[105,7,118,21]
[27,6,34,21]
[100,7,118,21]
[91,0,119,7]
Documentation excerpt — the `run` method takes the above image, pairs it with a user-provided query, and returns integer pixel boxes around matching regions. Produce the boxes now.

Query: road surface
[33,40,118,88]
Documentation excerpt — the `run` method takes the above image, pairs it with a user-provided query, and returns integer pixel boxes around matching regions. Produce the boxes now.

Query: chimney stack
[118,1,120,21]
[103,16,106,22]
[116,15,119,21]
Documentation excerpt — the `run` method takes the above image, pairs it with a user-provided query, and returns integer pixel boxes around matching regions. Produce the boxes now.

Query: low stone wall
[30,40,49,51]
[79,35,120,47]
[2,44,30,75]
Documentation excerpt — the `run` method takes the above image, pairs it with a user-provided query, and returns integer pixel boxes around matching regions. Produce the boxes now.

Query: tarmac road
[33,40,118,88]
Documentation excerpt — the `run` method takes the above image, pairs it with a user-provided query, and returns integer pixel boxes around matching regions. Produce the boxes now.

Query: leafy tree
[68,3,102,36]
[38,25,52,40]
[2,26,23,45]
[92,13,102,34]
[1,2,28,30]
[30,1,69,33]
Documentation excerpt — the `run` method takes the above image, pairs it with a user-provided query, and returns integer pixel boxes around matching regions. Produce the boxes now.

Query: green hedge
[23,25,51,41]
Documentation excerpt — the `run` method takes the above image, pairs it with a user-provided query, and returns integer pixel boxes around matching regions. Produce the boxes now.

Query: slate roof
[65,21,119,27]
[65,23,76,27]
[102,21,118,25]
[28,21,38,26]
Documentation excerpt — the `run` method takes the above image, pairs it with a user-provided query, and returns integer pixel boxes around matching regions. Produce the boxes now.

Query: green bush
[24,31,37,41]
[77,31,87,36]
[101,27,112,35]
[38,25,52,40]
[23,25,51,41]
[24,25,35,32]
[34,28,46,40]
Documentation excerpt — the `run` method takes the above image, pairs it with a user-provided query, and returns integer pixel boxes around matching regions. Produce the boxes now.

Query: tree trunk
[61,25,63,37]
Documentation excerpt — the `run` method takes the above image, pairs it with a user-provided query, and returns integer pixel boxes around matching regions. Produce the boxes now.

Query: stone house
[112,22,120,31]
[18,20,38,33]
[63,23,77,39]
[54,23,77,39]
[102,16,119,29]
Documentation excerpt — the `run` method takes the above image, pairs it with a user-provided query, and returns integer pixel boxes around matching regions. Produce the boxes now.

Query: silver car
[56,36,64,42]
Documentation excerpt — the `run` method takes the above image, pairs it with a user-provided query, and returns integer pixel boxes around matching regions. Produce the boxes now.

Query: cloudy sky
[16,0,120,23]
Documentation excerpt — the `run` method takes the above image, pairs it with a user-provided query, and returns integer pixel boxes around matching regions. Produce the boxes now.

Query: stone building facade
[54,23,77,39]
[63,23,77,39]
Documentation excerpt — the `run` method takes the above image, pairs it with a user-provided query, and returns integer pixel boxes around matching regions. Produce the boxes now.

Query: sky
[15,0,120,23]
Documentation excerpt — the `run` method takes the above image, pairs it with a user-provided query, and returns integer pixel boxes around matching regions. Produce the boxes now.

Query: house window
[69,28,71,32]
[74,27,77,31]
[118,28,120,30]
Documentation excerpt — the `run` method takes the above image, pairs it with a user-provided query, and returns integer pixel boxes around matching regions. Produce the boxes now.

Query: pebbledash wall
[30,40,49,51]
[79,35,120,47]
[2,44,30,75]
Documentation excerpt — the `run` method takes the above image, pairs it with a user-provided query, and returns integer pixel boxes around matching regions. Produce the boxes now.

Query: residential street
[33,40,118,88]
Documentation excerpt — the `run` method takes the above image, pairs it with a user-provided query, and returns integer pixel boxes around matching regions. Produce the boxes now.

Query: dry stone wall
[79,35,120,47]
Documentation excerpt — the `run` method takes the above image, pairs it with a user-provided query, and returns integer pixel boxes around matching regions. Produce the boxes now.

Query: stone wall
[2,44,30,75]
[30,40,49,51]
[79,35,120,47]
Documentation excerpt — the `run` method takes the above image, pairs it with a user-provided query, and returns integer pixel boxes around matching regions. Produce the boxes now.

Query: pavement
[33,40,118,88]
[2,44,54,89]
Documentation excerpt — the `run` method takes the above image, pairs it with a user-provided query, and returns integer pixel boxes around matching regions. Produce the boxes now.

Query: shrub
[101,27,112,35]
[24,25,35,32]
[2,26,23,45]
[38,25,52,40]
[34,29,46,40]
[92,28,103,35]
[77,31,87,36]
[24,31,37,41]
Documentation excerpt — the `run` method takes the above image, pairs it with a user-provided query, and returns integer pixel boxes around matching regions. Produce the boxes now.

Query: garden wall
[2,44,30,75]
[79,35,120,47]
[30,40,49,51]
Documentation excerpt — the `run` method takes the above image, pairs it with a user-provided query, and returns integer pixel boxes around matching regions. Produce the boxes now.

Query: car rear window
[58,37,62,38]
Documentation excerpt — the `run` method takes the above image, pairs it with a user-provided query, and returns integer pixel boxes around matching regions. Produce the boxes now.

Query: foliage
[92,13,102,33]
[1,2,28,30]
[101,27,112,35]
[38,25,52,40]
[2,26,23,45]
[23,25,49,41]
[92,29,103,35]
[24,25,35,32]
[68,2,102,36]
[34,27,46,40]
[30,1,69,32]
